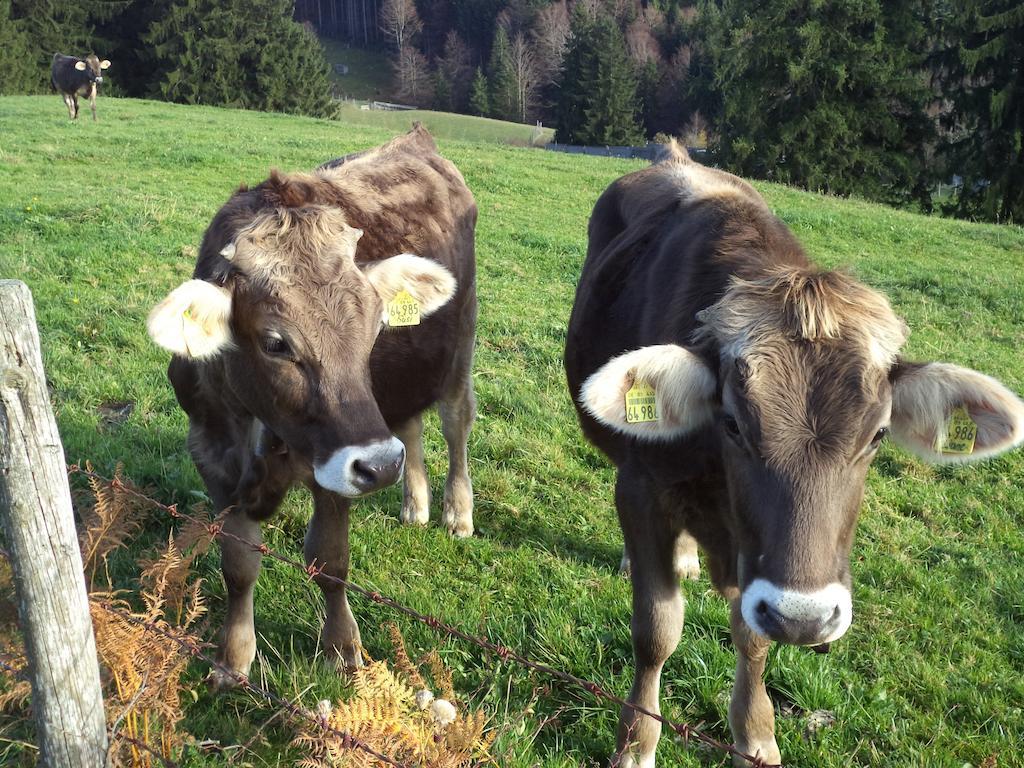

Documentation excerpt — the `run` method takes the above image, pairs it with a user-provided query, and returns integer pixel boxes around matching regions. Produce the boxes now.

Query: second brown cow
[148,125,477,686]
[565,144,1024,766]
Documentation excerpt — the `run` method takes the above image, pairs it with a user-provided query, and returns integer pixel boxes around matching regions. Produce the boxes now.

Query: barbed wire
[69,465,777,767]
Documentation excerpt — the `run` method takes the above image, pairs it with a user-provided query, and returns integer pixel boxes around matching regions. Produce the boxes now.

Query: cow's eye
[722,415,742,441]
[871,426,889,447]
[261,333,291,358]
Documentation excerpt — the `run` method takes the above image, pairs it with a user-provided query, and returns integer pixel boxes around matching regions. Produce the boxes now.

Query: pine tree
[147,0,333,117]
[7,0,95,91]
[937,0,1024,222]
[555,8,644,145]
[700,0,933,205]
[488,25,516,121]
[433,69,453,111]
[0,0,37,94]
[469,66,490,116]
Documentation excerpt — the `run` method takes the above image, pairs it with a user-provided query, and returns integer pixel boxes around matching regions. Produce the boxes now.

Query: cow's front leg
[727,595,780,766]
[613,471,684,768]
[395,413,430,526]
[306,486,362,670]
[88,84,97,121]
[620,530,701,581]
[209,441,290,691]
[211,509,264,690]
[439,366,475,537]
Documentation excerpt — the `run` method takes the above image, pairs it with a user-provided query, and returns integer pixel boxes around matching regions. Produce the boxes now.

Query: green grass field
[2,95,1024,767]
[334,103,554,146]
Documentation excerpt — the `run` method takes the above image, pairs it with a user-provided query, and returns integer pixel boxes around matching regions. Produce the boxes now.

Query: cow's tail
[653,138,690,165]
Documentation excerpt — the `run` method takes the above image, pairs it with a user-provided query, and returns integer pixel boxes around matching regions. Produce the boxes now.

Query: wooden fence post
[0,280,107,766]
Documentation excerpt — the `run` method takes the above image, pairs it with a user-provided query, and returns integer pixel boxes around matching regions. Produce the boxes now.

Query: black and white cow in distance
[564,143,1024,766]
[51,53,110,121]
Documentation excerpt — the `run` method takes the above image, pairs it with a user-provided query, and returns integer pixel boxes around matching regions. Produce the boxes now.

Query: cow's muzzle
[740,578,852,646]
[313,437,405,497]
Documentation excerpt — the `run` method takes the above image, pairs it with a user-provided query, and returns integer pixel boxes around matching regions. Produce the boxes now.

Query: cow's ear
[100,60,110,70]
[75,61,87,71]
[363,254,457,323]
[890,361,1024,463]
[580,345,716,440]
[147,280,233,359]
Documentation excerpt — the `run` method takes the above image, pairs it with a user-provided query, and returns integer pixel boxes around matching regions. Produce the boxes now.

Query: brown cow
[51,53,110,121]
[147,125,477,686]
[564,144,1024,766]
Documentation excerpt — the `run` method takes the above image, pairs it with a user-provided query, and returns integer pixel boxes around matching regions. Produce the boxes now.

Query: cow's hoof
[206,667,244,692]
[399,504,429,526]
[674,553,701,581]
[442,505,473,538]
[619,552,632,578]
[732,739,781,767]
[330,644,364,673]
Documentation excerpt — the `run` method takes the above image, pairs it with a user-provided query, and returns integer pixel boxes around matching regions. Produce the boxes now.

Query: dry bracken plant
[0,466,216,767]
[293,623,493,768]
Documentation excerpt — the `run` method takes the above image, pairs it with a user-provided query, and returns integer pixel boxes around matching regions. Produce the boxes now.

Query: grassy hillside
[1,95,1023,767]
[335,102,554,146]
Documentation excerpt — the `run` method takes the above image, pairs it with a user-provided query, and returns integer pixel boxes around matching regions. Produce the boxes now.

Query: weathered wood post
[0,280,107,766]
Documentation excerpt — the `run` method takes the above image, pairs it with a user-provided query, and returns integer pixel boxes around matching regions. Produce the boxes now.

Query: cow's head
[581,268,1024,646]
[148,171,457,497]
[75,54,110,84]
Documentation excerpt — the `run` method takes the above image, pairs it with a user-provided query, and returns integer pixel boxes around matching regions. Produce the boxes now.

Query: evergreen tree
[487,25,516,120]
[636,58,660,139]
[700,0,933,205]
[0,0,37,94]
[147,0,333,117]
[7,0,95,91]
[555,8,643,145]
[433,69,453,111]
[937,0,1024,222]
[469,66,490,116]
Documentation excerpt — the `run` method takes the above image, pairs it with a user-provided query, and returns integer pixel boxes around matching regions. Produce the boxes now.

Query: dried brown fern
[293,627,493,767]
[1,469,215,767]
[78,462,145,588]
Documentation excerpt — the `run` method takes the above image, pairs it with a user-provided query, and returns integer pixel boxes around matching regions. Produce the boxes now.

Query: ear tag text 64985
[935,406,977,455]
[387,289,420,327]
[625,379,658,424]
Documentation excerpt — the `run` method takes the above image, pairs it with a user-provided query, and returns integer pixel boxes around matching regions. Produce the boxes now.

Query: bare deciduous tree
[532,0,569,87]
[393,44,433,104]
[510,32,539,123]
[626,18,661,66]
[380,0,422,51]
[437,30,472,110]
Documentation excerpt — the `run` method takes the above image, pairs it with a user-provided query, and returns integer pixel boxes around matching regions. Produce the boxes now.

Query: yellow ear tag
[387,289,420,327]
[183,306,194,320]
[935,406,977,455]
[625,379,658,424]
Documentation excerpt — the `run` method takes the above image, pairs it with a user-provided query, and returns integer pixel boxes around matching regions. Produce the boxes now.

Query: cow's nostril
[351,459,379,489]
[756,600,770,616]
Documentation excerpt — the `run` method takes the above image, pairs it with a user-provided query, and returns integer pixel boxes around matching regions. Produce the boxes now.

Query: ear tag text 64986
[935,406,977,455]
[387,289,420,327]
[625,379,658,424]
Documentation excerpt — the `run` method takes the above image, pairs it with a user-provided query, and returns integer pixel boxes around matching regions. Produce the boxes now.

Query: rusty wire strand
[95,601,412,768]
[70,465,776,767]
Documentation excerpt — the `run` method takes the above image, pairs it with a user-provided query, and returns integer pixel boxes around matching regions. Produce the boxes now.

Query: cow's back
[565,150,806,465]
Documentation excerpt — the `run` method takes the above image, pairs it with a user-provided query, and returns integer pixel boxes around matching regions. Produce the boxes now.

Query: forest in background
[0,0,1021,223]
